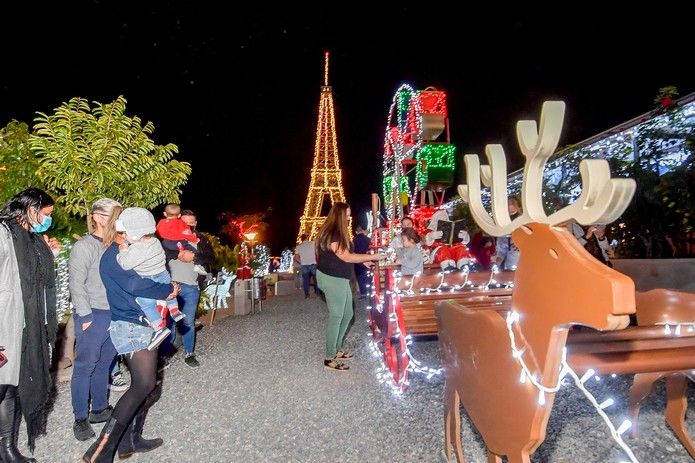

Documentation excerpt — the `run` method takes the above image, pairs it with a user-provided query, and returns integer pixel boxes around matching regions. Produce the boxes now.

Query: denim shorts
[109,320,153,355]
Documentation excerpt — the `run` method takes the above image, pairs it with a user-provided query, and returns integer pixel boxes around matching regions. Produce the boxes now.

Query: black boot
[117,407,163,460]
[0,387,36,463]
[82,417,126,463]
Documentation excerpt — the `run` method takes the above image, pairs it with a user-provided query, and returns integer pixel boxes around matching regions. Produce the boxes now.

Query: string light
[416,144,456,187]
[506,312,639,462]
[382,85,451,237]
[54,239,73,322]
[251,244,270,277]
[279,249,294,273]
[445,100,695,212]
[297,51,348,242]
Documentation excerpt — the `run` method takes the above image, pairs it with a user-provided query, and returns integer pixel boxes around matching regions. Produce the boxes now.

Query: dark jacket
[100,243,173,326]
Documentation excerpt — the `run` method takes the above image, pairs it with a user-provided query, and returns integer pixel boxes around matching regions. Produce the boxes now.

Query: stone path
[16,292,695,462]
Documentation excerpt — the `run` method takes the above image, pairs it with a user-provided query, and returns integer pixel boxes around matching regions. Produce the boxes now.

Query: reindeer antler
[459,101,636,237]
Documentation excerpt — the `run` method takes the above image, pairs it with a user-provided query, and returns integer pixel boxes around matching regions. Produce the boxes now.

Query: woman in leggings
[82,207,179,462]
[315,203,385,371]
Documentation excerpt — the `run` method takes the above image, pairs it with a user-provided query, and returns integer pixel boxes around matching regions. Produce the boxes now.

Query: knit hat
[116,207,156,240]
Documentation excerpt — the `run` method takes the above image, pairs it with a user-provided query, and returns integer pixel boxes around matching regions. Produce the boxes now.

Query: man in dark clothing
[180,210,217,288]
[352,225,371,299]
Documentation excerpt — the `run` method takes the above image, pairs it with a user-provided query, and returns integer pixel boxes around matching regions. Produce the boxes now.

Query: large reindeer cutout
[439,101,637,463]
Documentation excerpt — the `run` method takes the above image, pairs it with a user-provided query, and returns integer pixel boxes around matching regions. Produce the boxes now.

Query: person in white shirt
[295,234,318,298]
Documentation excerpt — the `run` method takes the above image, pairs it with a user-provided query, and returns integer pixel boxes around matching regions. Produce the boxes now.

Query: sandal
[324,359,349,371]
[335,350,354,360]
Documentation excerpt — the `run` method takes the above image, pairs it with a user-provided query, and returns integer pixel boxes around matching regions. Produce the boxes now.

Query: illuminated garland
[382,86,453,242]
[365,268,443,395]
[416,143,456,188]
[445,100,695,212]
[54,240,73,323]
[279,249,294,273]
[506,311,638,463]
[251,244,270,277]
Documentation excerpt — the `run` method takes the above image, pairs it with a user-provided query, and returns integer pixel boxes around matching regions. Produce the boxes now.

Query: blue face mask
[31,215,52,233]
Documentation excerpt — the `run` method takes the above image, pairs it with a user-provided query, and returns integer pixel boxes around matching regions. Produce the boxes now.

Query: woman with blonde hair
[315,203,385,372]
[69,198,127,442]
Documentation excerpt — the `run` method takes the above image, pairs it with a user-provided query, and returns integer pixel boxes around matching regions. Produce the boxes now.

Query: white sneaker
[109,373,129,392]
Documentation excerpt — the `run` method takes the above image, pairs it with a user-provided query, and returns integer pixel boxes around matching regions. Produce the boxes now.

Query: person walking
[315,203,385,372]
[0,188,58,461]
[295,234,318,298]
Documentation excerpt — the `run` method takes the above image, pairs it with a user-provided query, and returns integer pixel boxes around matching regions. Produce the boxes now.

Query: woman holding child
[82,207,179,463]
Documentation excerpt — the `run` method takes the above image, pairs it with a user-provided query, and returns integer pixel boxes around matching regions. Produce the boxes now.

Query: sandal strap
[324,359,349,370]
[336,350,353,359]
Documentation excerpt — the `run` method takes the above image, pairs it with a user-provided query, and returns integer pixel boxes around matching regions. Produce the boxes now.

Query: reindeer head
[459,101,636,378]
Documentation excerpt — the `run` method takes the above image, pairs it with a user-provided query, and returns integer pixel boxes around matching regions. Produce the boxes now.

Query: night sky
[1,3,692,253]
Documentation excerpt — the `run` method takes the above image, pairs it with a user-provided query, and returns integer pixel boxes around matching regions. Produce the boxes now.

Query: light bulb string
[562,361,639,463]
[506,312,639,463]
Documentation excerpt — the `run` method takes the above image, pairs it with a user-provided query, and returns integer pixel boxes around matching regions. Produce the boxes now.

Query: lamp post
[243,231,261,312]
[244,231,257,265]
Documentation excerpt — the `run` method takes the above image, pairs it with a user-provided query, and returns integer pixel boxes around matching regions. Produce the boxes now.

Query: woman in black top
[315,203,385,371]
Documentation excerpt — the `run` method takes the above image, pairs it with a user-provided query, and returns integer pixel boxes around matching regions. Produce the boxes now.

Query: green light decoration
[397,88,413,127]
[416,143,456,187]
[383,175,410,201]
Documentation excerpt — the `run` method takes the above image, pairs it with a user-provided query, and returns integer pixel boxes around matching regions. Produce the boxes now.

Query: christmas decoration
[442,100,637,463]
[54,239,73,322]
[251,244,270,277]
[381,85,455,237]
[297,52,348,242]
[279,249,293,273]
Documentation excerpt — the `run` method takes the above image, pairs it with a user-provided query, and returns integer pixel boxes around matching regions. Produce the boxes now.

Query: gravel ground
[15,291,695,462]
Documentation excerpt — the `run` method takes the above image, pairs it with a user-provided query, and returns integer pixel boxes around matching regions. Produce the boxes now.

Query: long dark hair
[316,202,351,252]
[0,188,54,227]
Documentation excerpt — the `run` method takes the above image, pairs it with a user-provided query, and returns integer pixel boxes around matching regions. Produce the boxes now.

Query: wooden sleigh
[433,101,695,462]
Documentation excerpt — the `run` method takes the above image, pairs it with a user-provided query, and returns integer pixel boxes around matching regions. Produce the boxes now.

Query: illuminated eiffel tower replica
[297,52,348,242]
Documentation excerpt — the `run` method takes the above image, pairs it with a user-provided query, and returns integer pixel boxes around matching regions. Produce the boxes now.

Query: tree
[0,120,42,202]
[29,96,191,217]
[0,120,87,238]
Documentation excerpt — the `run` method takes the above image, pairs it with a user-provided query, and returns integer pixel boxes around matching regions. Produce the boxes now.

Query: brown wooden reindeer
[439,101,637,463]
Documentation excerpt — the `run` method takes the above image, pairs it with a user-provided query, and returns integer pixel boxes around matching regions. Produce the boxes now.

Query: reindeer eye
[549,249,559,259]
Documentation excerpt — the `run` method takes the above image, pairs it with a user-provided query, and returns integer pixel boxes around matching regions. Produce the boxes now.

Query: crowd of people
[0,188,215,462]
[0,188,620,461]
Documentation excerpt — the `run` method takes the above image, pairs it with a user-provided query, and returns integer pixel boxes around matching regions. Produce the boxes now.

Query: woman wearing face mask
[0,188,58,462]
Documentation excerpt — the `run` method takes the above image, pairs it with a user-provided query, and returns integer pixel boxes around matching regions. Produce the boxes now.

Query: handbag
[0,346,7,369]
